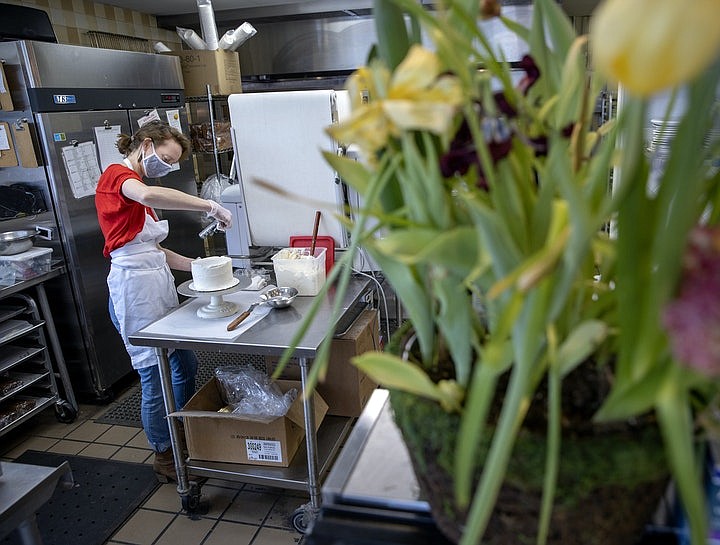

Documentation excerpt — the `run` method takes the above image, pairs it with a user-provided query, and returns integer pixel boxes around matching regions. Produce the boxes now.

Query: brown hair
[116,120,191,162]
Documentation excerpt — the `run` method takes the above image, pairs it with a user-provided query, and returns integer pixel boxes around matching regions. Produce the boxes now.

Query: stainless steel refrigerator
[0,40,205,399]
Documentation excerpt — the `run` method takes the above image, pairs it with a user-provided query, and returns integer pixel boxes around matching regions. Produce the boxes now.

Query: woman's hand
[206,200,233,230]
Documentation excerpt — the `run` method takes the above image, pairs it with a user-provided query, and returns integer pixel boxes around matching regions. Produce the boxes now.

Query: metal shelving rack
[0,269,78,435]
[186,84,234,257]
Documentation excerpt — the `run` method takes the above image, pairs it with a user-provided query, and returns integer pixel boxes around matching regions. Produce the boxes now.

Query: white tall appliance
[223,90,349,267]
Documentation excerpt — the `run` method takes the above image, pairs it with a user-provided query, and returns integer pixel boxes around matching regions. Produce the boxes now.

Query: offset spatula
[226,302,259,331]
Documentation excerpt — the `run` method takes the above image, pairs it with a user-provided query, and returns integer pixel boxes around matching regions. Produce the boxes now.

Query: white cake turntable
[177,276,251,318]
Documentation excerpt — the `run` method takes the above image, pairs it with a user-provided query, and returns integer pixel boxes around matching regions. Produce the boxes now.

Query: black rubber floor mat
[1,450,159,545]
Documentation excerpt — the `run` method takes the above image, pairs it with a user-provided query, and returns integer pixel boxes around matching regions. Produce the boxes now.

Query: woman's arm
[120,179,233,229]
[160,246,195,272]
[121,179,212,213]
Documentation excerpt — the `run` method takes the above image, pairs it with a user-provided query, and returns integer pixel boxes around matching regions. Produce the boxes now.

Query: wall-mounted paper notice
[165,109,181,172]
[61,141,102,199]
[166,109,181,131]
[94,125,123,171]
[0,124,9,150]
[137,109,160,128]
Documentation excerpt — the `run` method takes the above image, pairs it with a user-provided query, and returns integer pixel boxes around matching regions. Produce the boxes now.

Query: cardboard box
[173,378,328,467]
[266,309,380,417]
[165,50,242,97]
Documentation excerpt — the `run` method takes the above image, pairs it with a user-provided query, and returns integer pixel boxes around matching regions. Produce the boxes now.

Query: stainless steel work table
[307,389,454,545]
[128,276,372,531]
[0,460,73,545]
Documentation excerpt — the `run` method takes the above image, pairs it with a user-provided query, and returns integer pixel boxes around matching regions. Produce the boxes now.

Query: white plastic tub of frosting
[271,247,326,296]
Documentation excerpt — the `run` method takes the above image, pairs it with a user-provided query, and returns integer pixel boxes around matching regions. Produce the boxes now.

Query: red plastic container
[289,235,335,275]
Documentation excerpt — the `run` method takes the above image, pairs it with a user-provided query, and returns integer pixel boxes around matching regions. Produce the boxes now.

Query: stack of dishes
[647,119,680,156]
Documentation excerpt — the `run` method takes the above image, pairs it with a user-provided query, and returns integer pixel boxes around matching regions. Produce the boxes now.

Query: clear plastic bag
[214,366,297,423]
[199,174,232,226]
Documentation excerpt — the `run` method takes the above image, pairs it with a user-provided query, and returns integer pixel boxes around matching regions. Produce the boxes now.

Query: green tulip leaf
[556,320,608,377]
[322,151,371,194]
[374,227,479,276]
[352,352,458,409]
[594,363,672,422]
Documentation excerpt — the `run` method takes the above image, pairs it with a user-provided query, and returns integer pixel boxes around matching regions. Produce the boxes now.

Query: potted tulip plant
[276,0,720,543]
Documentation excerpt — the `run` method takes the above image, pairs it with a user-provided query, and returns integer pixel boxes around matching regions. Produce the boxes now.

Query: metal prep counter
[308,389,453,544]
[128,276,372,531]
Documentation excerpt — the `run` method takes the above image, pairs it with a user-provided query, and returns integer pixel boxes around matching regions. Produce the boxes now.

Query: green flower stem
[461,283,551,545]
[656,370,707,545]
[537,325,561,545]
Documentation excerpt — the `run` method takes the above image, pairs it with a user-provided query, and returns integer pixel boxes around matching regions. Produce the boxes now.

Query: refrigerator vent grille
[86,31,152,53]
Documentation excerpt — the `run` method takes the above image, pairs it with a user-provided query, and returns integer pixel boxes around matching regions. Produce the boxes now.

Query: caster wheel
[181,493,202,513]
[181,481,209,517]
[55,400,77,423]
[291,507,311,534]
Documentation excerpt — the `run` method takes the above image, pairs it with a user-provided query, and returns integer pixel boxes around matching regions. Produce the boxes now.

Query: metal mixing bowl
[260,287,298,308]
[0,230,36,255]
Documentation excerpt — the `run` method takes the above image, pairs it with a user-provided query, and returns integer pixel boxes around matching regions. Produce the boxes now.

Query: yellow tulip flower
[328,45,463,156]
[590,0,720,96]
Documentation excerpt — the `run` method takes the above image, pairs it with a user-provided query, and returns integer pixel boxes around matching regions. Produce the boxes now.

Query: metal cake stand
[177,276,251,319]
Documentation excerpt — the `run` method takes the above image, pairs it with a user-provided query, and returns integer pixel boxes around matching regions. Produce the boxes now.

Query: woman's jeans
[109,298,198,453]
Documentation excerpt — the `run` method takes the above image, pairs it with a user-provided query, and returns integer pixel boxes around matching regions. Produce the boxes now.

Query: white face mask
[141,142,173,178]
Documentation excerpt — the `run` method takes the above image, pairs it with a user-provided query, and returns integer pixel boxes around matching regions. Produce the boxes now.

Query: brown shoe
[153,449,177,483]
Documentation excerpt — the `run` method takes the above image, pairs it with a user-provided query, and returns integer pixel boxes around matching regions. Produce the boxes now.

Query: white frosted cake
[191,256,235,291]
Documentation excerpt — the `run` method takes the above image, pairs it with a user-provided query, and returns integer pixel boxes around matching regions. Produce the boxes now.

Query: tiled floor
[0,397,306,545]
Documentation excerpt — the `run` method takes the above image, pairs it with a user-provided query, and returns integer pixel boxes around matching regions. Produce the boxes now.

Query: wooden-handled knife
[226,302,259,331]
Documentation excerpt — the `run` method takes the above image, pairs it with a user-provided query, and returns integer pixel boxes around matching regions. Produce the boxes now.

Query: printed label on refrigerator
[245,439,282,463]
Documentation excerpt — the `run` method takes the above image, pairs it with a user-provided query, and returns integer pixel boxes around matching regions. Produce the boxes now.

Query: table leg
[154,348,190,497]
[14,517,43,545]
[298,356,320,514]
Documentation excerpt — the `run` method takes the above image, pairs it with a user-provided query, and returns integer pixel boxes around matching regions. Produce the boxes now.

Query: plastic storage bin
[0,246,52,281]
[271,247,326,296]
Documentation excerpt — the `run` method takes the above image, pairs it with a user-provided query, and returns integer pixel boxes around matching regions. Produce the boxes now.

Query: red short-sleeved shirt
[95,163,157,257]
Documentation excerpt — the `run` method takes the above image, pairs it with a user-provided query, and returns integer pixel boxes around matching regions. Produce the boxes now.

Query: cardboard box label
[246,439,283,463]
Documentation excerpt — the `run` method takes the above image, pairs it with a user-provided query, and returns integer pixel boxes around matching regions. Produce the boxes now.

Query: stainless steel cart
[128,276,371,532]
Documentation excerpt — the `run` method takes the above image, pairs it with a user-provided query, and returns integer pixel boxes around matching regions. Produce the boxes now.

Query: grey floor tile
[200,484,239,519]
[222,489,278,525]
[143,482,185,512]
[78,442,120,459]
[2,435,58,458]
[47,439,88,455]
[64,420,112,441]
[110,508,176,545]
[265,494,307,530]
[126,430,150,449]
[111,446,153,464]
[96,425,142,445]
[251,526,303,545]
[153,513,215,545]
[202,520,258,545]
[29,418,82,439]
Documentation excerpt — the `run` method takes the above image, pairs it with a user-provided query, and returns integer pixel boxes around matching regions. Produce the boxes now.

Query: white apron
[107,213,178,369]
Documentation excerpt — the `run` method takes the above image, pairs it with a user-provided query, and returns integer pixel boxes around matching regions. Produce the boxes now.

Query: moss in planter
[389,387,669,544]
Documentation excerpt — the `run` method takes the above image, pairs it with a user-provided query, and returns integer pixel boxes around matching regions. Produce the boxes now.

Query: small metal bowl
[260,287,298,308]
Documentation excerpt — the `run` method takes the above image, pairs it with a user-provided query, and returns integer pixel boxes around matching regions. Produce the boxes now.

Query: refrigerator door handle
[34,225,54,241]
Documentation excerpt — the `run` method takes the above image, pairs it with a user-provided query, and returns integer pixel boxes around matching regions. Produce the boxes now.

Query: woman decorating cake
[95,120,233,482]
